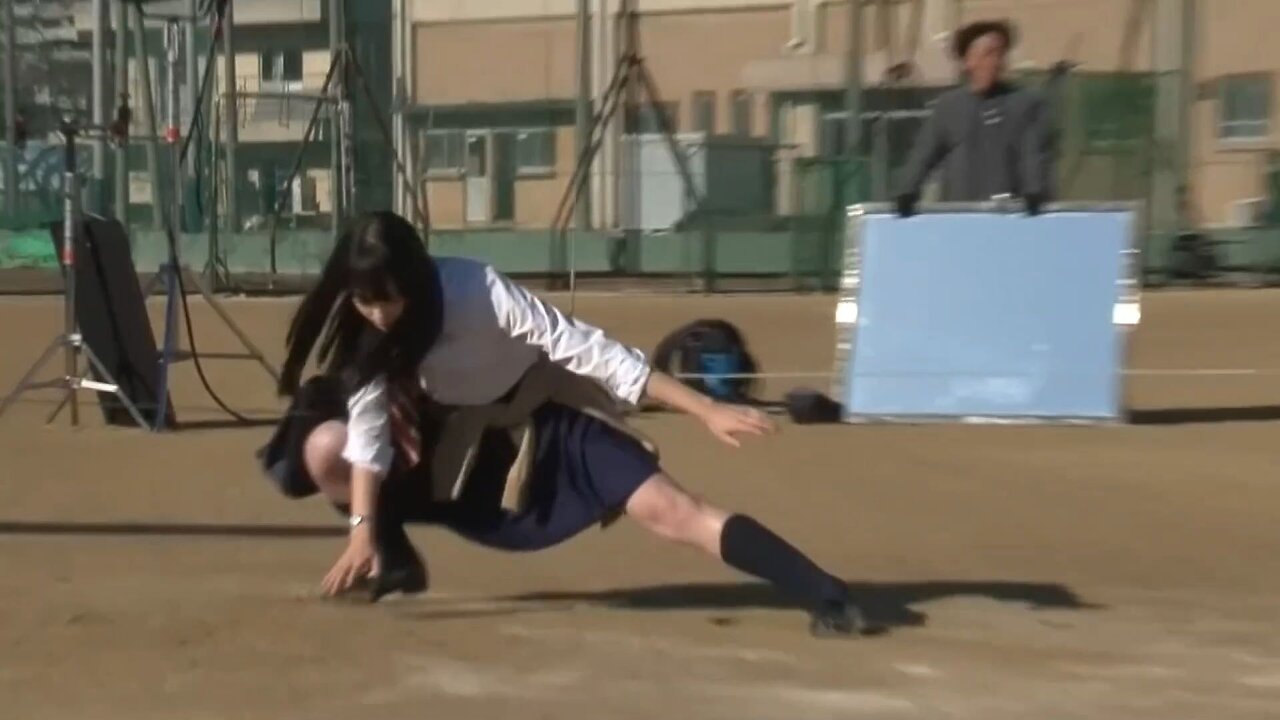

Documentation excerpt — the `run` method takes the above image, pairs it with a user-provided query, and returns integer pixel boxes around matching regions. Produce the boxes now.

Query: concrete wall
[632,7,790,134]
[414,19,577,105]
[1189,0,1280,226]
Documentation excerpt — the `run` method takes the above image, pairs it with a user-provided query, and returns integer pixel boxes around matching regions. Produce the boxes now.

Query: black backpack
[652,319,760,403]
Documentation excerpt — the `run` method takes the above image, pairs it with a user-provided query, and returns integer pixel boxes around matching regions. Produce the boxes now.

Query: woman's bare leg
[621,472,728,553]
[624,471,862,637]
[303,420,352,505]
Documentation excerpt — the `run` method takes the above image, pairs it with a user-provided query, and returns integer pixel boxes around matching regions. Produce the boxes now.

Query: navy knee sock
[719,514,848,610]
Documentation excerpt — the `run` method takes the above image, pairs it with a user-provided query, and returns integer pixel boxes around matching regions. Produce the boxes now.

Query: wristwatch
[348,513,367,529]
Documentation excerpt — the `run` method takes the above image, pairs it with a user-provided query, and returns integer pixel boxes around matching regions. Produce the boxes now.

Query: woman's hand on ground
[321,527,378,596]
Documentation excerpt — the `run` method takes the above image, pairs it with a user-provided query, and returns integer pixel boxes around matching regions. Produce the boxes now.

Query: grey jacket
[897,82,1054,202]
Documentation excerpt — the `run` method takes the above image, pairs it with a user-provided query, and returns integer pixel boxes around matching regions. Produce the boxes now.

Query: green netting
[0,228,57,268]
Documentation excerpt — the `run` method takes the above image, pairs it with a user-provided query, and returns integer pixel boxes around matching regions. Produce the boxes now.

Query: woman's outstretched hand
[699,402,775,447]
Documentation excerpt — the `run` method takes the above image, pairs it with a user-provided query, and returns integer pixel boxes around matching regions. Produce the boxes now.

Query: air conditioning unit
[1226,197,1266,227]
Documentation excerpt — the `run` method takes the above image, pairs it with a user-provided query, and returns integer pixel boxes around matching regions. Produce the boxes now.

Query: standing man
[895,20,1054,216]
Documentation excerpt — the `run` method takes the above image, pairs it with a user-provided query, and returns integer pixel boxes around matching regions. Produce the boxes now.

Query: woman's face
[352,291,406,333]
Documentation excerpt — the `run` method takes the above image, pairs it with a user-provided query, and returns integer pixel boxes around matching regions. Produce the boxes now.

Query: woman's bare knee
[625,473,728,551]
[304,421,351,502]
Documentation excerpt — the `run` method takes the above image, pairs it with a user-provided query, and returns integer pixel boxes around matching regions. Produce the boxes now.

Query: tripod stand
[141,19,279,430]
[549,0,711,312]
[0,121,151,429]
[267,42,431,277]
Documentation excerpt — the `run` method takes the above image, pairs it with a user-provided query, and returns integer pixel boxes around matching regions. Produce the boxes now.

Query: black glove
[896,193,918,218]
[1024,193,1044,216]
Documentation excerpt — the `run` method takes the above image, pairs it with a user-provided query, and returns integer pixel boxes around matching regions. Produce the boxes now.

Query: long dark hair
[279,211,443,396]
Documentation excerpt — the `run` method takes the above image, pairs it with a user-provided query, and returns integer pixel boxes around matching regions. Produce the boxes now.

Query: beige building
[407,0,1279,230]
[63,0,1279,231]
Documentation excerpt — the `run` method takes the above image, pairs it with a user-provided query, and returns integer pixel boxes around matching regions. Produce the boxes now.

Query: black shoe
[809,600,866,638]
[369,522,429,603]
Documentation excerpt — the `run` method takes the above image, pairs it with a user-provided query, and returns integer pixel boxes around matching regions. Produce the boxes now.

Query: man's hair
[952,20,1016,59]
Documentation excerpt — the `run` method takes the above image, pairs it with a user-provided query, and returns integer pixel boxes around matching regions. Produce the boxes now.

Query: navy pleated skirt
[257,376,659,552]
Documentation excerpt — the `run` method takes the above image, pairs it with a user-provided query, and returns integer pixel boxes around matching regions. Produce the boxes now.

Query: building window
[515,128,556,174]
[692,91,716,134]
[260,49,303,86]
[730,90,753,137]
[1219,74,1271,141]
[421,129,465,176]
[819,111,847,157]
[625,102,679,134]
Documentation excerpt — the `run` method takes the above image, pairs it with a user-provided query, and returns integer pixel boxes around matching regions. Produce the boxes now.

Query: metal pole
[156,20,183,432]
[166,21,182,227]
[329,0,343,232]
[222,0,238,232]
[620,0,637,231]
[1178,0,1196,203]
[403,0,419,233]
[184,0,198,226]
[845,0,864,156]
[574,0,592,229]
[596,0,614,228]
[207,91,221,288]
[3,0,17,217]
[391,0,404,216]
[132,4,164,229]
[872,115,889,199]
[339,62,356,215]
[113,0,129,221]
[91,0,108,214]
[61,124,80,426]
[184,0,197,151]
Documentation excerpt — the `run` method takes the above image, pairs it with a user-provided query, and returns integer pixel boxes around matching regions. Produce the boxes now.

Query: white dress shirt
[341,257,651,473]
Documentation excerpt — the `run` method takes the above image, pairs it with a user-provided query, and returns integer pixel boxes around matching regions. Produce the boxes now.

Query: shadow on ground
[0,520,342,538]
[1129,404,1280,425]
[410,580,1104,631]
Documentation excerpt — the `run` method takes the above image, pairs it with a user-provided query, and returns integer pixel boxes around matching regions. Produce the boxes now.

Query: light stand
[336,48,357,219]
[144,19,279,430]
[549,0,711,313]
[0,120,151,429]
[266,43,430,277]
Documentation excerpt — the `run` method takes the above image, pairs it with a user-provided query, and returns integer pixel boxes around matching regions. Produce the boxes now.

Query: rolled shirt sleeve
[341,376,395,475]
[485,265,652,405]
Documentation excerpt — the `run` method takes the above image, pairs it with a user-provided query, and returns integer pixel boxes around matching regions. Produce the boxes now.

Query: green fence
[4,221,1276,292]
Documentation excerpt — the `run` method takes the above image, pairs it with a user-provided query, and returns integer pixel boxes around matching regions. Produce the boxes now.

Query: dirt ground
[1,288,1279,720]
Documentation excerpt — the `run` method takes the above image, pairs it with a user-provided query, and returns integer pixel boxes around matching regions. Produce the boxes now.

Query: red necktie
[388,378,422,469]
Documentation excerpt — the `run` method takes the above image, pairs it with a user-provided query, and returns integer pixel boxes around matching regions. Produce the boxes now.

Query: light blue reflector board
[833,205,1138,424]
